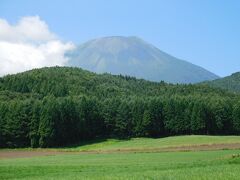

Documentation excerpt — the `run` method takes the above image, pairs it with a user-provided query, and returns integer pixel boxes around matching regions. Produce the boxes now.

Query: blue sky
[1,0,240,76]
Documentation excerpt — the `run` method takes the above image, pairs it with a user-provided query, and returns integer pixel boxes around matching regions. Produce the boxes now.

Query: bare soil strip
[77,143,240,154]
[0,151,66,159]
[1,143,240,159]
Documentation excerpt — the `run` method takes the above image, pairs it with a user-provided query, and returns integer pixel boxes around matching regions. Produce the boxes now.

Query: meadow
[1,135,240,179]
[59,135,240,152]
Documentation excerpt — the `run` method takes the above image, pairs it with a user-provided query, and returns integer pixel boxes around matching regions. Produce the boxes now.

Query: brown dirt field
[78,143,240,154]
[0,150,66,159]
[1,143,240,159]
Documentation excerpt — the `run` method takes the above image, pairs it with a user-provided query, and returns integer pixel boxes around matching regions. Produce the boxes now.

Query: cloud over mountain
[0,16,74,76]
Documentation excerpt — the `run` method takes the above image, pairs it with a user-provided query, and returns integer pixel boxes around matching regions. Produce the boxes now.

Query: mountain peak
[83,36,149,54]
[67,36,219,83]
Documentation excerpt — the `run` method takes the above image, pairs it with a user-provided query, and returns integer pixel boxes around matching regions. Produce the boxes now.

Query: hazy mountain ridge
[67,36,219,83]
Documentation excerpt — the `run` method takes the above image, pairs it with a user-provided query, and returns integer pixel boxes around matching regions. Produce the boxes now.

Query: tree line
[0,67,240,148]
[0,95,240,148]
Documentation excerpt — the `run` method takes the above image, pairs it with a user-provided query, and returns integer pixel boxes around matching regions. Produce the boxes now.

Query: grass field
[1,135,240,179]
[60,135,240,152]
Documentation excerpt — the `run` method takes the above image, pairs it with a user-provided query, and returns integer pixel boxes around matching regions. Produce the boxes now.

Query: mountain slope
[67,36,219,83]
[204,72,240,93]
[0,66,228,99]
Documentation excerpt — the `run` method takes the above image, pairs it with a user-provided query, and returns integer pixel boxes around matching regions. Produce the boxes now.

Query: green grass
[1,135,240,179]
[2,135,240,152]
[0,150,240,179]
[60,135,240,152]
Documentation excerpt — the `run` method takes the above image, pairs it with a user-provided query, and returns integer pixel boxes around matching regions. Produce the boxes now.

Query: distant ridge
[204,72,240,93]
[67,36,219,83]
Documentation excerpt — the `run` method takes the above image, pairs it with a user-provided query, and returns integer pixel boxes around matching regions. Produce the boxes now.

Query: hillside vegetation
[0,67,240,148]
[204,72,240,93]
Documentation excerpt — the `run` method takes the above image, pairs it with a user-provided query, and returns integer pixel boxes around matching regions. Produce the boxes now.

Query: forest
[0,67,240,148]
[203,72,240,93]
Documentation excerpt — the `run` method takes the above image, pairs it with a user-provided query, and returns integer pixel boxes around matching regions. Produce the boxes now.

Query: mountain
[0,67,239,148]
[204,72,240,93]
[67,36,219,83]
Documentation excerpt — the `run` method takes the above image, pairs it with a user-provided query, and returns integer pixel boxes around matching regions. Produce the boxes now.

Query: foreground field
[1,136,240,179]
[0,150,240,179]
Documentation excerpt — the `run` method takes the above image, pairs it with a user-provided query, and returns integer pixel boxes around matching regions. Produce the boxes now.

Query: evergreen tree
[115,101,132,138]
[39,96,59,147]
[233,101,240,133]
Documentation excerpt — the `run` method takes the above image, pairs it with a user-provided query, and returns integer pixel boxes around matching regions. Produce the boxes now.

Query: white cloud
[0,16,75,76]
